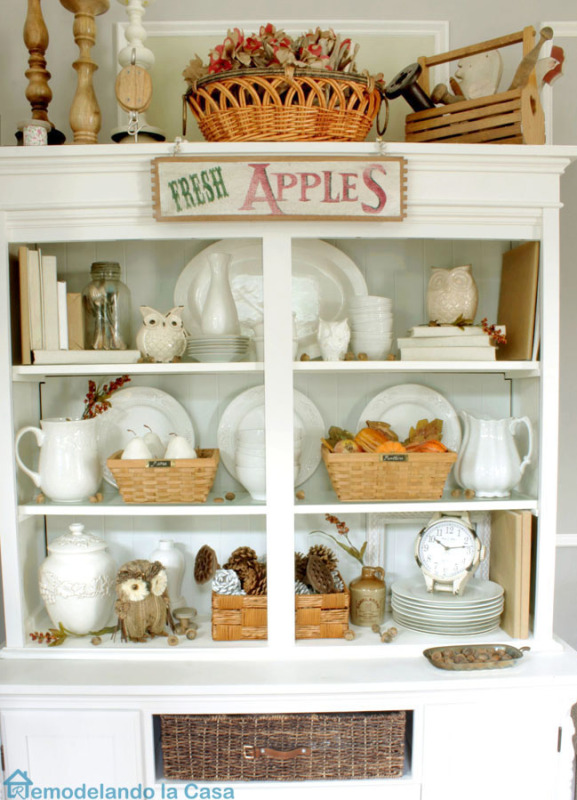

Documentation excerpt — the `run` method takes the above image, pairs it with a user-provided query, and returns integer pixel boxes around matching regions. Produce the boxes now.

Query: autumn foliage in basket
[183,24,379,85]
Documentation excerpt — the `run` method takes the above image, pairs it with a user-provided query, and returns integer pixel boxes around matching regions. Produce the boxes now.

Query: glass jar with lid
[82,261,131,350]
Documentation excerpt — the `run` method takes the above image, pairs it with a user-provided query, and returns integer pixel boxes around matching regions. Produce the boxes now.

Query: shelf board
[294,489,538,515]
[294,360,540,378]
[12,362,264,380]
[12,360,540,380]
[19,489,267,517]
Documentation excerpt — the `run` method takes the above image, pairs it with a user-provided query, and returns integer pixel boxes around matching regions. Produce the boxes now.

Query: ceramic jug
[149,539,186,610]
[455,411,534,497]
[349,566,386,627]
[38,522,116,634]
[200,252,241,336]
[15,417,102,502]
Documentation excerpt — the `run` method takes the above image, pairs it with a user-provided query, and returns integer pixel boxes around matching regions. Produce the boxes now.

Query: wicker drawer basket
[322,446,457,501]
[160,711,407,781]
[212,584,350,641]
[106,448,219,503]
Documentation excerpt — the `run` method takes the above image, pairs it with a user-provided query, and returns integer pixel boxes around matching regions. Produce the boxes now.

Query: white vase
[200,252,241,335]
[149,539,186,609]
[38,523,116,635]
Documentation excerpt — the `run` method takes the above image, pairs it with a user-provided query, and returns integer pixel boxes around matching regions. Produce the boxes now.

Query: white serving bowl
[235,452,266,468]
[237,429,265,443]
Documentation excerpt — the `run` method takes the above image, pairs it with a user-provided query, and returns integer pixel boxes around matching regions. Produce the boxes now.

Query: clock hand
[433,538,450,550]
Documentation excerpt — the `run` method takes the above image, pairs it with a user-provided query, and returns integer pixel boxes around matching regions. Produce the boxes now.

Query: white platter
[174,239,367,360]
[98,386,195,487]
[217,385,324,487]
[357,383,462,451]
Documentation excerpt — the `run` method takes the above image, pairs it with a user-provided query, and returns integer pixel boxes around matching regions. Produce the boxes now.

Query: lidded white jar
[38,523,116,635]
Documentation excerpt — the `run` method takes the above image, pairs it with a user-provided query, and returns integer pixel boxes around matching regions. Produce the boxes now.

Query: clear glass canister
[82,261,131,350]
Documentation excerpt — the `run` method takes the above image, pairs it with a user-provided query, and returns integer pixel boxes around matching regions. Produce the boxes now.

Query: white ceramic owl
[317,318,351,361]
[115,559,175,642]
[136,306,188,363]
[426,265,479,324]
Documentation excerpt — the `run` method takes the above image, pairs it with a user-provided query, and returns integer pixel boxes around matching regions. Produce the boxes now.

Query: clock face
[417,519,477,581]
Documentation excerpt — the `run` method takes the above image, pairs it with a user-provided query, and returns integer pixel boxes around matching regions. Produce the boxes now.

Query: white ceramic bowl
[237,429,265,443]
[236,465,266,500]
[235,452,266,468]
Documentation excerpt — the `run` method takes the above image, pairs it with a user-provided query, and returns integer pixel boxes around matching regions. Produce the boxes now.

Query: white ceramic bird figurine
[136,306,188,363]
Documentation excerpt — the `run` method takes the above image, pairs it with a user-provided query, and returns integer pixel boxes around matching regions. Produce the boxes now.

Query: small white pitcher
[455,411,534,497]
[15,417,102,502]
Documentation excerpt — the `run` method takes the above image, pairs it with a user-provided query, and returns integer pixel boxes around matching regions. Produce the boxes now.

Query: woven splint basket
[184,67,387,142]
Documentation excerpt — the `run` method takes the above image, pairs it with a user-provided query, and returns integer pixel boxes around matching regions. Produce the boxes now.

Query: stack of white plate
[186,335,250,363]
[391,577,504,635]
[348,296,394,360]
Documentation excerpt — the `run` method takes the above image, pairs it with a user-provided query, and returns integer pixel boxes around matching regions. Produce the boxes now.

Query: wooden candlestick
[21,0,66,144]
[60,0,110,144]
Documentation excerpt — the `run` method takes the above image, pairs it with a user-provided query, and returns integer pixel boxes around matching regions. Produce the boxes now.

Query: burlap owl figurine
[115,559,175,642]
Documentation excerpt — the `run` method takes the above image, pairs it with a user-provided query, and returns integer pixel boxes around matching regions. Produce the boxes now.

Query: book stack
[397,325,504,361]
[18,246,75,365]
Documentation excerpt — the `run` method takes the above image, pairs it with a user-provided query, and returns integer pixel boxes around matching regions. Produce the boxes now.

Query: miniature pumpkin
[354,426,392,452]
[374,440,408,454]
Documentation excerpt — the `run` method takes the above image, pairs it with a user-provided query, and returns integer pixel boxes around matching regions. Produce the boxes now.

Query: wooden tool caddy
[405,27,546,144]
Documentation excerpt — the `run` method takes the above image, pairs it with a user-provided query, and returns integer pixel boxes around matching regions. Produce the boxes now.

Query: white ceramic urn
[38,523,116,635]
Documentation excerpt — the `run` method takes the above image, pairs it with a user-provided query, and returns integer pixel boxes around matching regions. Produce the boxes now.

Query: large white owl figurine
[426,265,479,324]
[136,306,188,363]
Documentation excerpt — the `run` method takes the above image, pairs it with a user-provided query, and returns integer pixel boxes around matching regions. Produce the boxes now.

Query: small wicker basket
[184,67,387,142]
[106,448,219,504]
[212,581,350,641]
[322,446,458,501]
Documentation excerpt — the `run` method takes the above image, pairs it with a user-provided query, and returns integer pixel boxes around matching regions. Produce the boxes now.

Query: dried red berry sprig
[82,375,131,419]
[311,513,367,566]
[481,318,508,346]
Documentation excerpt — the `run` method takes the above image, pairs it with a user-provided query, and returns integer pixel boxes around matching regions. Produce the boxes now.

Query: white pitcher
[455,411,534,497]
[15,417,102,502]
[200,251,241,335]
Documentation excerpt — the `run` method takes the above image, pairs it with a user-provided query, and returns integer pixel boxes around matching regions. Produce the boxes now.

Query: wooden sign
[151,156,407,222]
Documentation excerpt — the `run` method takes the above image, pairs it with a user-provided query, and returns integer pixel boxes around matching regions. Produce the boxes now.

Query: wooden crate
[211,585,350,641]
[405,27,545,144]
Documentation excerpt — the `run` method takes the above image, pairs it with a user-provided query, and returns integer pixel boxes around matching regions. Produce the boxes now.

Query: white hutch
[0,141,576,799]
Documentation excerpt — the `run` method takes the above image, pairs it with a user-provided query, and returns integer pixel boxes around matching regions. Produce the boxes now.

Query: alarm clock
[414,512,485,595]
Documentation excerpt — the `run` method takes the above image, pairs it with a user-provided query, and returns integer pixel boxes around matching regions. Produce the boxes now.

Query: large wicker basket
[106,448,219,504]
[160,710,407,781]
[184,67,386,142]
[322,446,458,501]
[212,582,350,641]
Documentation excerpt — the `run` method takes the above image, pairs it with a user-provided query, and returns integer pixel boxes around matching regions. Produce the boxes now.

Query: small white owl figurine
[426,265,479,324]
[136,306,188,363]
[317,318,351,361]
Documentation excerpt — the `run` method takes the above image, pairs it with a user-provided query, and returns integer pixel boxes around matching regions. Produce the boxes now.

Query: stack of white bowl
[235,430,302,500]
[348,296,394,360]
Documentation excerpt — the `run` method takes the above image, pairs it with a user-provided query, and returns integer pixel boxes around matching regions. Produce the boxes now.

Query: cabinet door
[1,710,143,785]
[421,700,562,798]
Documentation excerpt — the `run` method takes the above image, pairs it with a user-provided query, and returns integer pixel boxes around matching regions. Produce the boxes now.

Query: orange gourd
[354,427,391,452]
[374,441,408,454]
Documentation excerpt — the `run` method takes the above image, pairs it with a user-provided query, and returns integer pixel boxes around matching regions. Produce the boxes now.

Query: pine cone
[244,562,267,595]
[294,552,308,582]
[194,544,219,584]
[307,544,338,572]
[224,546,258,572]
[306,554,336,594]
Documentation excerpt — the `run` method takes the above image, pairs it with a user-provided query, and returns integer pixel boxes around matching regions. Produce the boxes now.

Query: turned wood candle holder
[20,0,66,144]
[60,0,110,144]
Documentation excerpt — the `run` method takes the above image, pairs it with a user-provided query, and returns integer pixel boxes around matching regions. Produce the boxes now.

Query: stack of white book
[398,325,505,361]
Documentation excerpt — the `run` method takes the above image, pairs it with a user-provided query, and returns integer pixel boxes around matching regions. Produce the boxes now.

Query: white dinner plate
[217,385,324,487]
[98,386,195,487]
[391,613,501,635]
[357,384,462,452]
[174,239,367,360]
[391,577,503,607]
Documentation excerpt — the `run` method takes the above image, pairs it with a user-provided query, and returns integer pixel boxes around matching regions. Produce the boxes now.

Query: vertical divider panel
[262,234,295,647]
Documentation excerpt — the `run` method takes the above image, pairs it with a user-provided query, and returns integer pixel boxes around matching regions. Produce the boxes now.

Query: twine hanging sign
[151,156,407,222]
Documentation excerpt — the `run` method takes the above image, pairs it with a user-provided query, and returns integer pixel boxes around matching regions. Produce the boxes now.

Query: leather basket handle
[243,745,311,761]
